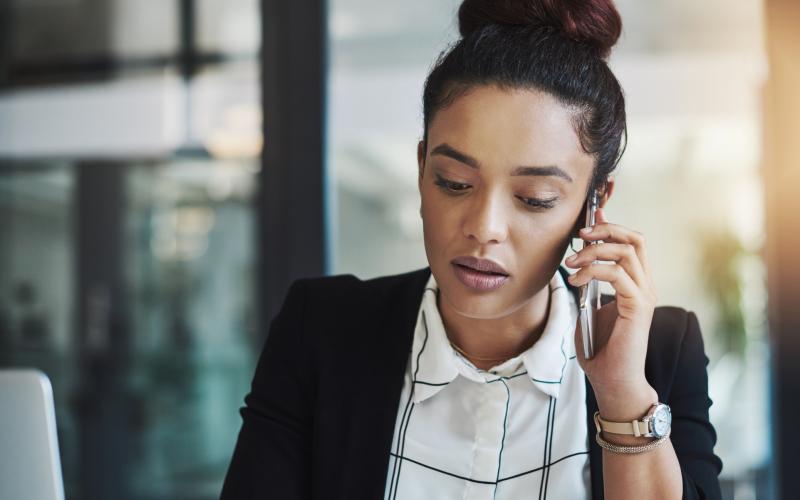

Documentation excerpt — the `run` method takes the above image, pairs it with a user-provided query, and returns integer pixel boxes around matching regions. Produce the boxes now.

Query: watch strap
[594,412,651,437]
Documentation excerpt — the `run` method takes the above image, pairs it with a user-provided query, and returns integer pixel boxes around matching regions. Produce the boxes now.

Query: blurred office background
[1,0,798,499]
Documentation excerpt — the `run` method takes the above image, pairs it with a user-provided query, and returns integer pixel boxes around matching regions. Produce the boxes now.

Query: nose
[462,188,508,245]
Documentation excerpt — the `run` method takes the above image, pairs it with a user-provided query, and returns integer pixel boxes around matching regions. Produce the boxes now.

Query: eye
[516,196,558,210]
[434,174,558,210]
[433,174,470,193]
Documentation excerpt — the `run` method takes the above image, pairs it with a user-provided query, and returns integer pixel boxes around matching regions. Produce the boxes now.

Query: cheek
[515,215,566,240]
[420,185,457,225]
[419,187,442,232]
[421,195,451,245]
[420,190,466,266]
[510,211,577,259]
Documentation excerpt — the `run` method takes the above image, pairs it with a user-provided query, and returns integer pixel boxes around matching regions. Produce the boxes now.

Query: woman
[220,0,723,498]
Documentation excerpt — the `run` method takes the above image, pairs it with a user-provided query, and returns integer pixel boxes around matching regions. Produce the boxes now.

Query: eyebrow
[430,142,574,183]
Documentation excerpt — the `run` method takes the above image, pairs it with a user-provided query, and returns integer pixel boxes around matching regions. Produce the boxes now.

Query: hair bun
[458,0,622,59]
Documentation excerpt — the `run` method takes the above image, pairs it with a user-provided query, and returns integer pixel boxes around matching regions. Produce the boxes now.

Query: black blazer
[220,266,723,499]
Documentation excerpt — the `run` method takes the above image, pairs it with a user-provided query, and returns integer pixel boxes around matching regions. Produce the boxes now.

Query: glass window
[3,0,179,67]
[125,159,258,498]
[0,0,263,498]
[0,162,80,494]
[196,0,260,56]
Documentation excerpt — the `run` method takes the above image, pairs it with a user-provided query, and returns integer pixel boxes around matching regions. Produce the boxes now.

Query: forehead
[427,85,593,179]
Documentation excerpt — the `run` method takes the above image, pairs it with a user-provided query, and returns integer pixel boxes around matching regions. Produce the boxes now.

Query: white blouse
[383,269,592,500]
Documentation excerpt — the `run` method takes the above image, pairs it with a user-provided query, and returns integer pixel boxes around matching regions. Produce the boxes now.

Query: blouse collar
[409,268,579,404]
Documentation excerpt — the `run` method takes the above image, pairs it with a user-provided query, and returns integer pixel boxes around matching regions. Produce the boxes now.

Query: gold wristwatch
[593,402,672,439]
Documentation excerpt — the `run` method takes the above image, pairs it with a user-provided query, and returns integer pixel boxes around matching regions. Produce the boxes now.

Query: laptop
[0,369,66,500]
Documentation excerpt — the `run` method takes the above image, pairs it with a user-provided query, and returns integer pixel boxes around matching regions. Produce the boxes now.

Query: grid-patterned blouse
[383,269,592,500]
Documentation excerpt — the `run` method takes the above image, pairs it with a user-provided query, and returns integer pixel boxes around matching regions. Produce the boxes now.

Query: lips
[451,256,509,276]
[451,263,509,292]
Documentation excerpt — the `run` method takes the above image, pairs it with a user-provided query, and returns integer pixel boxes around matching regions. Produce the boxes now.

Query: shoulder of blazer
[282,267,432,354]
[290,266,431,316]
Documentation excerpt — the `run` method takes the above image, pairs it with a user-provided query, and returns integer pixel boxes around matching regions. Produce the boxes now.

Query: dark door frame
[259,0,328,327]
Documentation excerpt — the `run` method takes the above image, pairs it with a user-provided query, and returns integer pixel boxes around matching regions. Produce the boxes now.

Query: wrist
[594,381,658,422]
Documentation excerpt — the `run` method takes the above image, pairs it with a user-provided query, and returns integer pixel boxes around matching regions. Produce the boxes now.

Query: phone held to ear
[578,189,601,360]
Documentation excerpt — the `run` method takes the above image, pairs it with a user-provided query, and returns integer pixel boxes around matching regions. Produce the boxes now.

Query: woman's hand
[564,207,659,421]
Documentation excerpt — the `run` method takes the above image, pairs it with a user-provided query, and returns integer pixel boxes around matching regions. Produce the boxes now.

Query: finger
[567,262,641,302]
[579,215,651,277]
[583,208,655,296]
[595,207,609,225]
[565,242,648,289]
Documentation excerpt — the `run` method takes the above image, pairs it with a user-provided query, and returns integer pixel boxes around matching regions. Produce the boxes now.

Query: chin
[438,278,519,320]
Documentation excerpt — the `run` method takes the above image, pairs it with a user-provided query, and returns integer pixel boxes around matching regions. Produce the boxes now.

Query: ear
[570,177,615,238]
[598,177,615,209]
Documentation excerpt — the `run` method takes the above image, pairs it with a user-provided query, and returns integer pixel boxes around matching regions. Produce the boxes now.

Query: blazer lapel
[349,266,432,500]
[585,376,604,499]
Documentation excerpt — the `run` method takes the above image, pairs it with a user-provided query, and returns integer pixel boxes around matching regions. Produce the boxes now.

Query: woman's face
[418,85,599,319]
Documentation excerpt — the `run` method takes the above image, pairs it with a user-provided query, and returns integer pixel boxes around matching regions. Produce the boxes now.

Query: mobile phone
[577,189,601,360]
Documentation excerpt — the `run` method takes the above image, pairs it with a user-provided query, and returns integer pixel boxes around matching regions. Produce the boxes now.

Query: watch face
[652,405,672,438]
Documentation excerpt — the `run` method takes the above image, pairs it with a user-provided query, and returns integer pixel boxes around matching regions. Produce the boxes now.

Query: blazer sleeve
[669,310,724,500]
[220,278,314,500]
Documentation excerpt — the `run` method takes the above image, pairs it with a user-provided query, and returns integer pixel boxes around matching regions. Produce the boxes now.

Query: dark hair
[422,0,627,197]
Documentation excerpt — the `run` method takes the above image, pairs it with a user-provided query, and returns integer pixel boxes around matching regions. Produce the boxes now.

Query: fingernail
[566,254,577,263]
[580,226,592,234]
